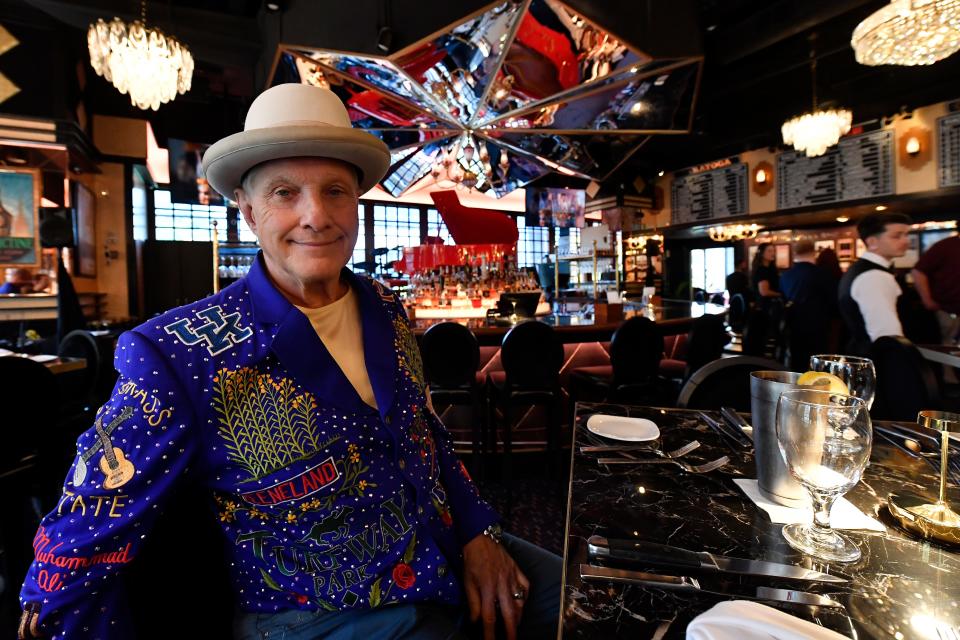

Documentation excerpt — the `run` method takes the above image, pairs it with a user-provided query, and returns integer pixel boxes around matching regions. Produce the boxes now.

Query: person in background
[838,212,911,356]
[0,267,33,294]
[815,247,843,283]
[780,240,836,370]
[750,243,781,300]
[911,233,960,344]
[725,259,750,301]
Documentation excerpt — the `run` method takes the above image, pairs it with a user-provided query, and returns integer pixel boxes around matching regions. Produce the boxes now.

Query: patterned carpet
[475,453,570,556]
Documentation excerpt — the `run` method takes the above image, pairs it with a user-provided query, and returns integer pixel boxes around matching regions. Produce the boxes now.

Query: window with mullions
[351,205,366,269]
[372,204,421,257]
[153,189,228,241]
[516,216,551,268]
[426,208,451,244]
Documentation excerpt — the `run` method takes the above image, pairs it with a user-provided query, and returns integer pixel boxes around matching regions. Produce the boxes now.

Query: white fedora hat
[202,83,391,198]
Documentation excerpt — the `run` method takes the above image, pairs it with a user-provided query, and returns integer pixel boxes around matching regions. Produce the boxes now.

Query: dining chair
[57,329,102,418]
[870,336,942,420]
[677,355,784,412]
[683,314,731,379]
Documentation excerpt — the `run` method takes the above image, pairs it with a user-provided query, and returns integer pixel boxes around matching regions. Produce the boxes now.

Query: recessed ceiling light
[658,170,665,177]
[266,2,281,10]
[836,216,850,223]
[875,205,887,211]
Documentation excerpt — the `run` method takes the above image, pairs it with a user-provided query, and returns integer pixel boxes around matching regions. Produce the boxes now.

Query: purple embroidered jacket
[19,256,499,639]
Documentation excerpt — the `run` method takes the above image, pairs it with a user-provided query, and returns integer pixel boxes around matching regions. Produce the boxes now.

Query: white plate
[29,354,58,363]
[586,414,660,442]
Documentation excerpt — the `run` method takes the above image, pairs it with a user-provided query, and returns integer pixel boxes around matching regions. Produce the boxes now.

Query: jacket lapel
[347,271,397,420]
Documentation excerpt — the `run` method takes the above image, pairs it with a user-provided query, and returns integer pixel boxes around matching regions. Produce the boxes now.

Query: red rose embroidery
[392,563,416,590]
[441,509,453,527]
[293,593,308,605]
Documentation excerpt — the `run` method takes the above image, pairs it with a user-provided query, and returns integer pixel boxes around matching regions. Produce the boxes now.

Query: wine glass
[809,355,876,409]
[776,388,872,562]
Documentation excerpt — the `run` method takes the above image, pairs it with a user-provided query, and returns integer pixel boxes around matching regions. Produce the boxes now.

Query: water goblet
[776,388,872,562]
[809,354,876,409]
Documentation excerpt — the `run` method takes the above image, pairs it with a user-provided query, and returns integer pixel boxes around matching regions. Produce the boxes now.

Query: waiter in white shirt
[838,212,911,356]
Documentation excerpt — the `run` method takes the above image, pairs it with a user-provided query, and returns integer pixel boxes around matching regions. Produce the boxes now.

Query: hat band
[245,119,342,131]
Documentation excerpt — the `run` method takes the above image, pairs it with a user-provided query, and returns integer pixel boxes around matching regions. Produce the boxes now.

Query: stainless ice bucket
[749,371,807,507]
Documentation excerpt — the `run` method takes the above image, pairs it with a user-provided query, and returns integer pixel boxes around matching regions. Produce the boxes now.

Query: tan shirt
[296,286,377,409]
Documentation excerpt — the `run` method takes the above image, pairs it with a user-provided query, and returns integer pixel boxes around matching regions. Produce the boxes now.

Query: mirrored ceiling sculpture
[273,0,701,197]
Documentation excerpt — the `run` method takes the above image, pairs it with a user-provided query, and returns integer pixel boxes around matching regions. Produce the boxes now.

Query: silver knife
[579,564,844,608]
[588,536,847,584]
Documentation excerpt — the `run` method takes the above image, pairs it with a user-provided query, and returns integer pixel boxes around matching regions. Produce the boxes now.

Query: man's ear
[235,188,257,234]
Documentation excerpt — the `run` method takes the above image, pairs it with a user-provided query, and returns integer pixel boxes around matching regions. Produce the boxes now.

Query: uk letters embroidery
[164,305,253,355]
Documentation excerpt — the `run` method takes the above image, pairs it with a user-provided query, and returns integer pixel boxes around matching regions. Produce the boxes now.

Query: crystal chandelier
[852,0,960,66]
[87,1,194,111]
[782,109,852,157]
[782,36,852,157]
[708,224,760,242]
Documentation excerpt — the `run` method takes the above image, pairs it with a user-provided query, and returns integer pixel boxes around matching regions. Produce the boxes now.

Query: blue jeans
[233,534,562,640]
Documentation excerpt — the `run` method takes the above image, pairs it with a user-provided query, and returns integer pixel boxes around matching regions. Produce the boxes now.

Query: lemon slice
[797,371,849,395]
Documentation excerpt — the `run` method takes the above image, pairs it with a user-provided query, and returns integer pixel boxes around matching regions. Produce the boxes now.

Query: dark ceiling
[7,0,960,187]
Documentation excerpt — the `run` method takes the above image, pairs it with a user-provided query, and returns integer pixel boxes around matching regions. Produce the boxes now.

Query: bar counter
[410,300,725,345]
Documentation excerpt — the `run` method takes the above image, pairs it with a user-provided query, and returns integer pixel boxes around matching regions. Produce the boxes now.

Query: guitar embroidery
[73,406,135,486]
[94,411,137,490]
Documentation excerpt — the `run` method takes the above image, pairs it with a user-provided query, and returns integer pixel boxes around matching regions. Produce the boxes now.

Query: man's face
[866,223,910,260]
[235,157,360,295]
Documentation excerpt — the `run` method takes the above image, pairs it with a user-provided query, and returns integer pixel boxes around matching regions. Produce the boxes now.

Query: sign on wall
[937,111,960,188]
[0,169,39,266]
[777,129,894,210]
[671,161,748,224]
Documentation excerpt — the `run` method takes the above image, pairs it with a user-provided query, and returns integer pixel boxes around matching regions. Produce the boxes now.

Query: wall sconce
[752,161,774,197]
[898,126,930,170]
[905,136,921,155]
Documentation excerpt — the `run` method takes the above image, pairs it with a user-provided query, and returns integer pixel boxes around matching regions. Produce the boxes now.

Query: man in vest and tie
[838,212,911,356]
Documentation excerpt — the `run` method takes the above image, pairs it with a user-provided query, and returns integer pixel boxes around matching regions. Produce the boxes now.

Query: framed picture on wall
[837,238,855,260]
[74,181,97,278]
[0,169,40,267]
[814,239,835,254]
[775,244,791,269]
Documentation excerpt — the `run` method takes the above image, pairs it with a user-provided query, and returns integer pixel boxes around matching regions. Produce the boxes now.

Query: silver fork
[581,441,701,459]
[596,455,730,473]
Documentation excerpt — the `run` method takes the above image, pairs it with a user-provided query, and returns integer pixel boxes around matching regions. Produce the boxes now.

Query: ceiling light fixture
[876,205,888,210]
[852,0,960,66]
[708,223,761,242]
[836,216,850,222]
[87,0,194,111]
[782,34,852,157]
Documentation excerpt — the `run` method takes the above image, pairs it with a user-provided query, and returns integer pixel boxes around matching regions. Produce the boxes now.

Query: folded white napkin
[687,600,849,640]
[734,479,885,532]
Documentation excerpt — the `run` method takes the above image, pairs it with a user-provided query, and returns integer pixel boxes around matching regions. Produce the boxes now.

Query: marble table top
[560,403,960,640]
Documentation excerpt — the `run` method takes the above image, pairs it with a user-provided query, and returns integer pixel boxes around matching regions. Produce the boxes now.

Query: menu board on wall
[671,162,748,224]
[777,129,894,210]
[938,111,960,188]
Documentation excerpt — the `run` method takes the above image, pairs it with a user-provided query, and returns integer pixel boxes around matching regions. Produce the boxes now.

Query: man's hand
[463,533,530,640]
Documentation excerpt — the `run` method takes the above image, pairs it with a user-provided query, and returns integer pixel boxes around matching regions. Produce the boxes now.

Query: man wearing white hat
[18,83,559,640]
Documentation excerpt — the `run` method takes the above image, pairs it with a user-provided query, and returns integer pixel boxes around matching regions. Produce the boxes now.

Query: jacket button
[418,506,424,514]
[398,459,406,470]
[384,415,392,425]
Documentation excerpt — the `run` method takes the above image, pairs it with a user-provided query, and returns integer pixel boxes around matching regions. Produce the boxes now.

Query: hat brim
[202,125,391,199]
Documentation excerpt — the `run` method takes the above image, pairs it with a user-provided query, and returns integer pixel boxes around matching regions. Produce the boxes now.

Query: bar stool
[487,321,564,509]
[570,316,671,407]
[420,322,484,475]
